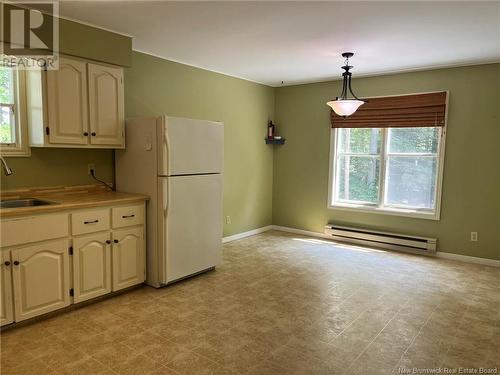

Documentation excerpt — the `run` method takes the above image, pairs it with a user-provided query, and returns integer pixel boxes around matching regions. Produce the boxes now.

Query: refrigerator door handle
[162,177,169,217]
[157,116,170,176]
[164,131,170,176]
[161,117,171,176]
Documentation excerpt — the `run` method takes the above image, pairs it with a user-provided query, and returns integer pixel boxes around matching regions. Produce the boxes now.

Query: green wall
[1,51,275,238]
[58,18,132,67]
[1,4,132,66]
[0,13,129,191]
[1,11,498,261]
[125,52,275,237]
[0,148,114,190]
[273,63,500,260]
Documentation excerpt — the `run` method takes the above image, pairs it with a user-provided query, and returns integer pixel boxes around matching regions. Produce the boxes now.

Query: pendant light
[326,52,365,117]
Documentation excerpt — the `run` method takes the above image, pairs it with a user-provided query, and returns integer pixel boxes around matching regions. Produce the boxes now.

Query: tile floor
[1,231,499,374]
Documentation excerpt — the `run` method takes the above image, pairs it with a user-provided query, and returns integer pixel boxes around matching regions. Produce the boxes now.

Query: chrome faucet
[0,156,13,176]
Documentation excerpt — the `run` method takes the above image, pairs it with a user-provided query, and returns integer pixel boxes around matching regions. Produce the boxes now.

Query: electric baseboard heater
[324,224,437,255]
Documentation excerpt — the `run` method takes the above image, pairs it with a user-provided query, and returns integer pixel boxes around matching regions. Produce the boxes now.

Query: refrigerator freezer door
[160,174,222,283]
[158,116,223,176]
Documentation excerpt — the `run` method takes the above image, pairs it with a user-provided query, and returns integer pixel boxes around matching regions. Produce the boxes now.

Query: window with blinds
[328,92,448,220]
[330,91,447,128]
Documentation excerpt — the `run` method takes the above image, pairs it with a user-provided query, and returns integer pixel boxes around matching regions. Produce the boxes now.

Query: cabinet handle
[83,132,89,136]
[13,261,20,266]
[122,214,135,218]
[84,219,99,224]
[91,132,96,136]
[106,240,111,244]
[113,239,119,243]
[4,261,10,266]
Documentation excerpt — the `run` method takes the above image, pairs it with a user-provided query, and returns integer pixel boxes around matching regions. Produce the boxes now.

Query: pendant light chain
[326,52,366,117]
[339,70,348,100]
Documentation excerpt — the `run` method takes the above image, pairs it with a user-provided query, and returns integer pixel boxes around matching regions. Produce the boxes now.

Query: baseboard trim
[222,225,273,243]
[271,225,329,239]
[435,252,500,267]
[271,225,500,268]
[222,224,500,267]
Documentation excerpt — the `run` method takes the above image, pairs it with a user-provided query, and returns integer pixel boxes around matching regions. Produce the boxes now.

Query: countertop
[0,185,149,218]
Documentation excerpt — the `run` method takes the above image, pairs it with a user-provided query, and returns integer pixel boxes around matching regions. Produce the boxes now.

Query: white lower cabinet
[112,228,145,291]
[0,203,145,326]
[73,233,112,303]
[1,251,14,326]
[11,239,71,322]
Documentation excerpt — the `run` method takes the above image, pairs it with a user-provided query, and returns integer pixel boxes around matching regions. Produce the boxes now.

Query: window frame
[328,93,448,221]
[0,65,30,157]
[333,128,383,206]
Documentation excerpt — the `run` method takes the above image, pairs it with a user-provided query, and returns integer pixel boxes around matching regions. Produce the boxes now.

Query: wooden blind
[331,91,447,128]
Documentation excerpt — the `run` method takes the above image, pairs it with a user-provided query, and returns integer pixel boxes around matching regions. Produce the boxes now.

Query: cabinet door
[1,251,14,326]
[12,239,70,322]
[46,57,89,144]
[112,228,144,291]
[88,63,124,146]
[73,233,111,303]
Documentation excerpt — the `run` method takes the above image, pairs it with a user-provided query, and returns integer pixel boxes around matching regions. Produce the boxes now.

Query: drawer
[112,204,144,229]
[72,209,110,235]
[1,213,69,247]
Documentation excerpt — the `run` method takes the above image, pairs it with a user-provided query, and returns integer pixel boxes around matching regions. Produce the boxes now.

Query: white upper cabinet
[27,56,125,149]
[46,57,89,145]
[88,63,124,146]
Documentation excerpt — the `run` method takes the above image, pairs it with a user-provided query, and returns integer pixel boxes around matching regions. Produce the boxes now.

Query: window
[0,65,29,156]
[0,67,16,144]
[329,126,445,219]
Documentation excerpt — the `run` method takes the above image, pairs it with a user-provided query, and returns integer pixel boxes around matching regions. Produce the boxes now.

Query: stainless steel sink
[0,198,58,208]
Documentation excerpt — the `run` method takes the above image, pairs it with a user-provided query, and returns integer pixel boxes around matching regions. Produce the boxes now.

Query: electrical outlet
[470,232,478,242]
[225,216,231,224]
[87,163,95,175]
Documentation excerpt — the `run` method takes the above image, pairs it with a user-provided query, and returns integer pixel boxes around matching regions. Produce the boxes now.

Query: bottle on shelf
[267,121,275,139]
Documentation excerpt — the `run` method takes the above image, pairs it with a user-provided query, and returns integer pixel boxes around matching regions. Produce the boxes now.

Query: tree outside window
[331,126,443,218]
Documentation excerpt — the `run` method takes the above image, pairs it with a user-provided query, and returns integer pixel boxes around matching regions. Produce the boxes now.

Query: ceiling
[51,1,500,86]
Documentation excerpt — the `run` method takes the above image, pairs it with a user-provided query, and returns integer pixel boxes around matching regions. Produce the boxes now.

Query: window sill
[328,203,440,221]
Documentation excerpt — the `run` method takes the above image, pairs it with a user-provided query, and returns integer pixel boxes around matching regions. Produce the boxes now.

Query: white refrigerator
[116,116,223,287]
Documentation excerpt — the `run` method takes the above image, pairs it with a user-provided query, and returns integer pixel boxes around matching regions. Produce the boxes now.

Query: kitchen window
[329,126,446,220]
[0,65,29,156]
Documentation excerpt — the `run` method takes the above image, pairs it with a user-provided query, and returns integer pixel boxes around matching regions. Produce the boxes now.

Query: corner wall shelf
[265,138,286,145]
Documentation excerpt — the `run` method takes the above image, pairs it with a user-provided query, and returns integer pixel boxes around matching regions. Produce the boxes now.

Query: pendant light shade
[327,52,365,117]
[326,99,364,117]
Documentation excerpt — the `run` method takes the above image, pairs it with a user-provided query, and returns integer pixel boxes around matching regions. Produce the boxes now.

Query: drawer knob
[83,132,89,136]
[122,214,135,219]
[113,239,119,243]
[13,261,20,266]
[84,219,99,224]
[4,261,11,266]
[106,240,111,244]
[91,132,96,136]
